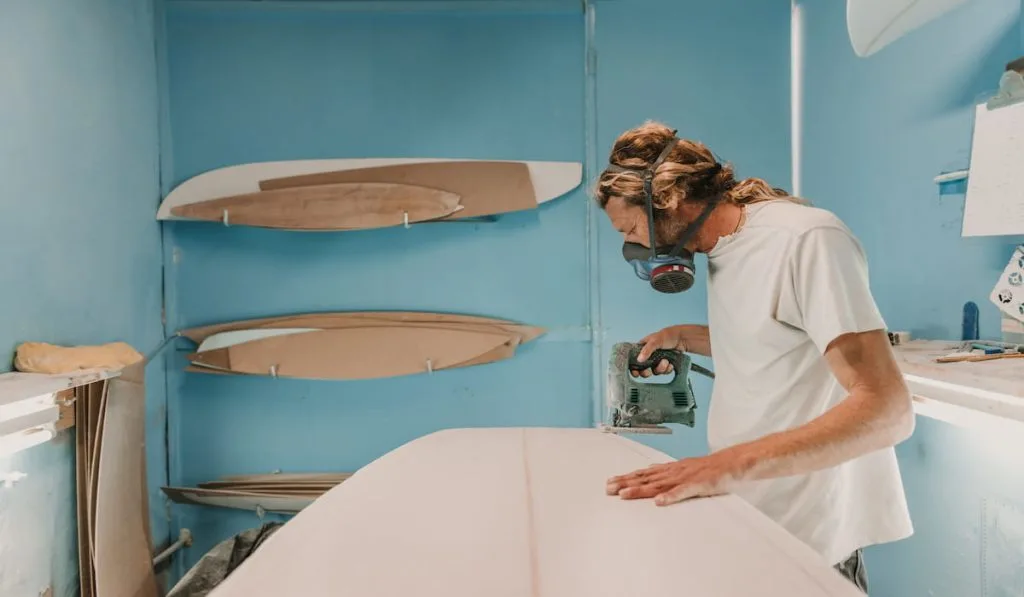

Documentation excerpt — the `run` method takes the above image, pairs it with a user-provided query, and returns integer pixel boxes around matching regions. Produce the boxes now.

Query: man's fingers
[618,481,677,500]
[655,482,712,506]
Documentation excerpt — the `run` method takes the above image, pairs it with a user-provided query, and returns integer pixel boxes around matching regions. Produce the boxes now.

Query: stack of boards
[178,311,545,381]
[162,472,353,515]
[74,363,160,597]
[156,158,583,231]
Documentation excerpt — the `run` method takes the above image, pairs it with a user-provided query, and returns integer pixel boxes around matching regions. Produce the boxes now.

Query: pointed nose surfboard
[157,158,583,227]
[180,312,545,381]
[847,0,969,57]
[205,427,867,597]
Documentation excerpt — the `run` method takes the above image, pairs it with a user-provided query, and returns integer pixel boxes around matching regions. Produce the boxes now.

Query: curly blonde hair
[593,121,805,213]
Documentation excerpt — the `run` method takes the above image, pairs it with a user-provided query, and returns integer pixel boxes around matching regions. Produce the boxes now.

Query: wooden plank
[56,389,75,432]
[93,363,159,597]
[260,161,537,220]
[169,182,462,230]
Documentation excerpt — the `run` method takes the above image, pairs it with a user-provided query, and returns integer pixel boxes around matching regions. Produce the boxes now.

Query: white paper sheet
[962,101,1024,237]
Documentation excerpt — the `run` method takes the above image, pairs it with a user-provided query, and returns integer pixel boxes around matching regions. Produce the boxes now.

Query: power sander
[599,342,715,435]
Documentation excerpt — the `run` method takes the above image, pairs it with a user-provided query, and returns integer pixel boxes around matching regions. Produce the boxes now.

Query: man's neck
[695,202,745,253]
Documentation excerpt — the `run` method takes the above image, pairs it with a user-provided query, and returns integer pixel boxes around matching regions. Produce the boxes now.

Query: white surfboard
[157,158,582,221]
[847,0,970,57]
[208,427,864,597]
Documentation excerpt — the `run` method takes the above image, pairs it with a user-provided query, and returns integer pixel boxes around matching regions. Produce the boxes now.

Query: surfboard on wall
[847,0,970,57]
[156,158,582,230]
[206,427,865,597]
[178,311,545,380]
[162,473,353,514]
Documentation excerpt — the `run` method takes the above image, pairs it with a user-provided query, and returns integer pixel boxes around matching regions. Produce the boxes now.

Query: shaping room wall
[161,1,589,573]
[592,0,793,458]
[161,0,793,576]
[799,0,1024,595]
[0,1,166,596]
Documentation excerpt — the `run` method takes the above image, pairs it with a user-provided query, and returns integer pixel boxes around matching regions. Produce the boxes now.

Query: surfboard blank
[180,311,544,380]
[169,182,463,230]
[206,428,865,597]
[847,0,969,57]
[157,158,582,227]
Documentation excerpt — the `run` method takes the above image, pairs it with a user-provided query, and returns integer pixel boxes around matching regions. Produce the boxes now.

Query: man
[595,121,915,593]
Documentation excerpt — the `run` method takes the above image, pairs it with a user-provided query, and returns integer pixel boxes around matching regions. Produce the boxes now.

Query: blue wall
[799,0,1024,594]
[0,0,166,595]
[162,1,589,573]
[592,0,792,458]
[161,0,792,575]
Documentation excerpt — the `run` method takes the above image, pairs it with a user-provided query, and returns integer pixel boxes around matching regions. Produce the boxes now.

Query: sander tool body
[601,342,714,435]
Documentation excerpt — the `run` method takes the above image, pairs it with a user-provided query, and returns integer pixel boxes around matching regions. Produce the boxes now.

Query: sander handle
[629,346,716,380]
[628,347,685,374]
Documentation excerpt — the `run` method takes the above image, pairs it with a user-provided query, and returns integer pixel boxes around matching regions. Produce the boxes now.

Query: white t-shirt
[704,198,913,565]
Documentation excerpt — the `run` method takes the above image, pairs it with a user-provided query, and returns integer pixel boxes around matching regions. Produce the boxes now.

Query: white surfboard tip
[847,0,970,57]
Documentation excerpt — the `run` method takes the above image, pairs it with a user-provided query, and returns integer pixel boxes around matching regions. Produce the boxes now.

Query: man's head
[594,121,791,254]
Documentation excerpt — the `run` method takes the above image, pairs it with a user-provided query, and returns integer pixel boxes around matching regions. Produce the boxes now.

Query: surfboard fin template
[177,311,545,381]
[157,158,582,230]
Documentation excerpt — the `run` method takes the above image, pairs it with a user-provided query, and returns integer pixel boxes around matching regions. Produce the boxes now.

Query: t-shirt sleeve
[775,225,887,354]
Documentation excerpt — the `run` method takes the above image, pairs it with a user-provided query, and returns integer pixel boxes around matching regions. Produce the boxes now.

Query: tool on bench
[600,342,715,435]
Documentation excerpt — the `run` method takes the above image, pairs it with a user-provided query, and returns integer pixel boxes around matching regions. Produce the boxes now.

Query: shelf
[892,340,1024,428]
[0,368,121,407]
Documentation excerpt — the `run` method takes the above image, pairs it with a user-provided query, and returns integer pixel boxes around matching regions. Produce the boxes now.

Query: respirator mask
[606,131,721,294]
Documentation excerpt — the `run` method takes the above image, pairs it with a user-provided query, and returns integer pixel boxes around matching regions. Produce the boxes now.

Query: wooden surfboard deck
[180,311,544,380]
[847,0,968,57]
[206,427,865,597]
[169,182,463,230]
[157,158,582,224]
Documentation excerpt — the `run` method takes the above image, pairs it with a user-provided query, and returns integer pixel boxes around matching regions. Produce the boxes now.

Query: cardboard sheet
[188,326,514,380]
[259,160,537,220]
[181,311,544,380]
[179,311,543,345]
[209,428,864,597]
[170,182,462,230]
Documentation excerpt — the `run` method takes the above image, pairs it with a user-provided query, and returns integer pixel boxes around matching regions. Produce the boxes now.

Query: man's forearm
[719,385,914,483]
[680,325,712,357]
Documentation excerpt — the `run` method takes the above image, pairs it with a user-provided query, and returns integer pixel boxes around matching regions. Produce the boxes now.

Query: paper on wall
[991,245,1024,323]
[962,101,1024,237]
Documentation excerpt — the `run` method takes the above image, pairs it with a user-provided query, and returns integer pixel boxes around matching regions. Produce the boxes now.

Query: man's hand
[633,324,712,377]
[605,449,749,506]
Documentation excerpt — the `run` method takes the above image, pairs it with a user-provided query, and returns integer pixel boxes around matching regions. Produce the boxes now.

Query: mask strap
[665,161,723,258]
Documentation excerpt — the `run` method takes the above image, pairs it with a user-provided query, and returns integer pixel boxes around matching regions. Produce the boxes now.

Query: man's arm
[607,329,914,504]
[713,328,914,480]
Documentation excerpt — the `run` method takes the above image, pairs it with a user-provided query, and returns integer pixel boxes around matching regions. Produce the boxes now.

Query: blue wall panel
[0,0,165,594]
[164,4,588,571]
[799,0,1024,594]
[592,0,792,457]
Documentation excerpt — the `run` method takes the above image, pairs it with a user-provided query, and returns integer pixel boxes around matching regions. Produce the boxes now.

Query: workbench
[892,340,1024,429]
